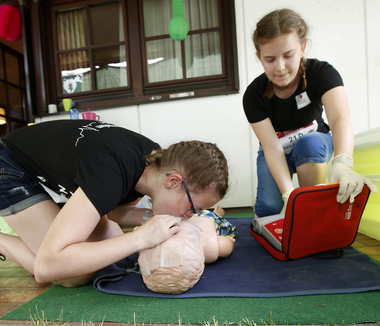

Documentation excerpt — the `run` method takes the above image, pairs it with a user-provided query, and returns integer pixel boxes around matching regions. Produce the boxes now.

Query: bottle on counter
[69,101,79,119]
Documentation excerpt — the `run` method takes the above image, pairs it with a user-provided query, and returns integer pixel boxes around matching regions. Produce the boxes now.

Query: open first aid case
[250,184,371,260]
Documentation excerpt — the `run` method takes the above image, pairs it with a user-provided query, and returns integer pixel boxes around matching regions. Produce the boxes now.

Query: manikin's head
[138,218,205,294]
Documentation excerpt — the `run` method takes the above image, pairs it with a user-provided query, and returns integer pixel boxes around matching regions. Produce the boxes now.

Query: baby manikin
[137,208,238,294]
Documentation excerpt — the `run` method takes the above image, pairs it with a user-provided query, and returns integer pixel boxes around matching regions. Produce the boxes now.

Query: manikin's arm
[217,236,235,258]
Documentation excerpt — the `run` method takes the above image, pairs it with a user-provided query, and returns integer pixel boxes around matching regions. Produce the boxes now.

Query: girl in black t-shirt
[0,121,229,287]
[243,9,377,217]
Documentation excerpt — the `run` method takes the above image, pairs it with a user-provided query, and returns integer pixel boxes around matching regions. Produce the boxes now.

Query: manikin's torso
[189,216,219,264]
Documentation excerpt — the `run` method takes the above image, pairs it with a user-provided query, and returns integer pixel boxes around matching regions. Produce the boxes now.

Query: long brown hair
[253,9,309,98]
[145,140,229,198]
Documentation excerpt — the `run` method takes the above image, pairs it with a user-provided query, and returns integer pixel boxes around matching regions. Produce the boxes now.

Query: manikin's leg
[213,205,225,217]
[296,162,327,187]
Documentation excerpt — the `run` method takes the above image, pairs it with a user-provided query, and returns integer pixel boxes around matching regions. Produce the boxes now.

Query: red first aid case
[250,184,371,260]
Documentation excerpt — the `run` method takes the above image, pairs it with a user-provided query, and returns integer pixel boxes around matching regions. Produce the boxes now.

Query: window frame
[33,0,239,115]
[0,41,30,135]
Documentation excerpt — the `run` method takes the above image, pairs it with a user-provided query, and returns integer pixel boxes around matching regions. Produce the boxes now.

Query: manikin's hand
[328,154,378,203]
[133,214,180,250]
[280,188,294,214]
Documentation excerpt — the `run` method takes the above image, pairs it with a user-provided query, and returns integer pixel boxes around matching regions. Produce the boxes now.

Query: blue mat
[93,218,380,298]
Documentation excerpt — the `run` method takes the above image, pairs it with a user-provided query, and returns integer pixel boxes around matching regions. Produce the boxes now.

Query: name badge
[295,91,311,109]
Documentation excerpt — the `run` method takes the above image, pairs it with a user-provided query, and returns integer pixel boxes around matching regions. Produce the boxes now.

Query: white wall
[366,0,380,129]
[36,0,380,208]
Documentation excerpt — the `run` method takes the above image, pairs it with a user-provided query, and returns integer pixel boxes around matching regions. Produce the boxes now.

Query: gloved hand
[328,154,378,204]
[280,188,294,214]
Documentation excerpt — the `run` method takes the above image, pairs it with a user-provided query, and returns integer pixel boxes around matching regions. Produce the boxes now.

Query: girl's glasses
[182,178,198,216]
[166,173,200,217]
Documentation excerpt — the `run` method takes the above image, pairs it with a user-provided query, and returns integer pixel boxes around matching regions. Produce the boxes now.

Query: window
[0,42,29,135]
[38,0,238,112]
[55,1,128,94]
[143,0,223,84]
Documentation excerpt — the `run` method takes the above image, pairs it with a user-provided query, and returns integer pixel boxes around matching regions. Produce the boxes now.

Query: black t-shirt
[243,59,344,133]
[3,120,160,216]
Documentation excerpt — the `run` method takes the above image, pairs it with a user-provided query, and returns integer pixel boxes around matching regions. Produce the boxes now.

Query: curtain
[57,9,88,71]
[57,8,90,93]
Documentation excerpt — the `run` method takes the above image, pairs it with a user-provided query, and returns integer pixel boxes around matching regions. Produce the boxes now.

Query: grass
[28,307,380,326]
[30,308,104,326]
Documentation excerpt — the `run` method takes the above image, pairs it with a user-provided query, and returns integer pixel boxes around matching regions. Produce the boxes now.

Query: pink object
[82,108,100,121]
[0,5,22,42]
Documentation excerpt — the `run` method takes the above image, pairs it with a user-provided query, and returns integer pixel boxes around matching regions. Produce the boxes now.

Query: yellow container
[62,98,72,111]
[353,127,380,240]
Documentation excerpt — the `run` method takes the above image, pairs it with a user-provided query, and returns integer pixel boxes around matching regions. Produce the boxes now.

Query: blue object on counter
[69,101,79,119]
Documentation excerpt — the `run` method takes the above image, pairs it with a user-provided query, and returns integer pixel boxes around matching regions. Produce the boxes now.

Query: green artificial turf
[3,283,380,325]
[5,212,379,325]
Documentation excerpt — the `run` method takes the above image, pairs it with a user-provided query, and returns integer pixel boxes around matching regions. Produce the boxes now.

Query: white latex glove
[280,188,294,214]
[328,154,378,204]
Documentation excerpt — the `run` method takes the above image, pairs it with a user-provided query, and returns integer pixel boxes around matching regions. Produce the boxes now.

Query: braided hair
[252,9,309,99]
[145,140,229,198]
